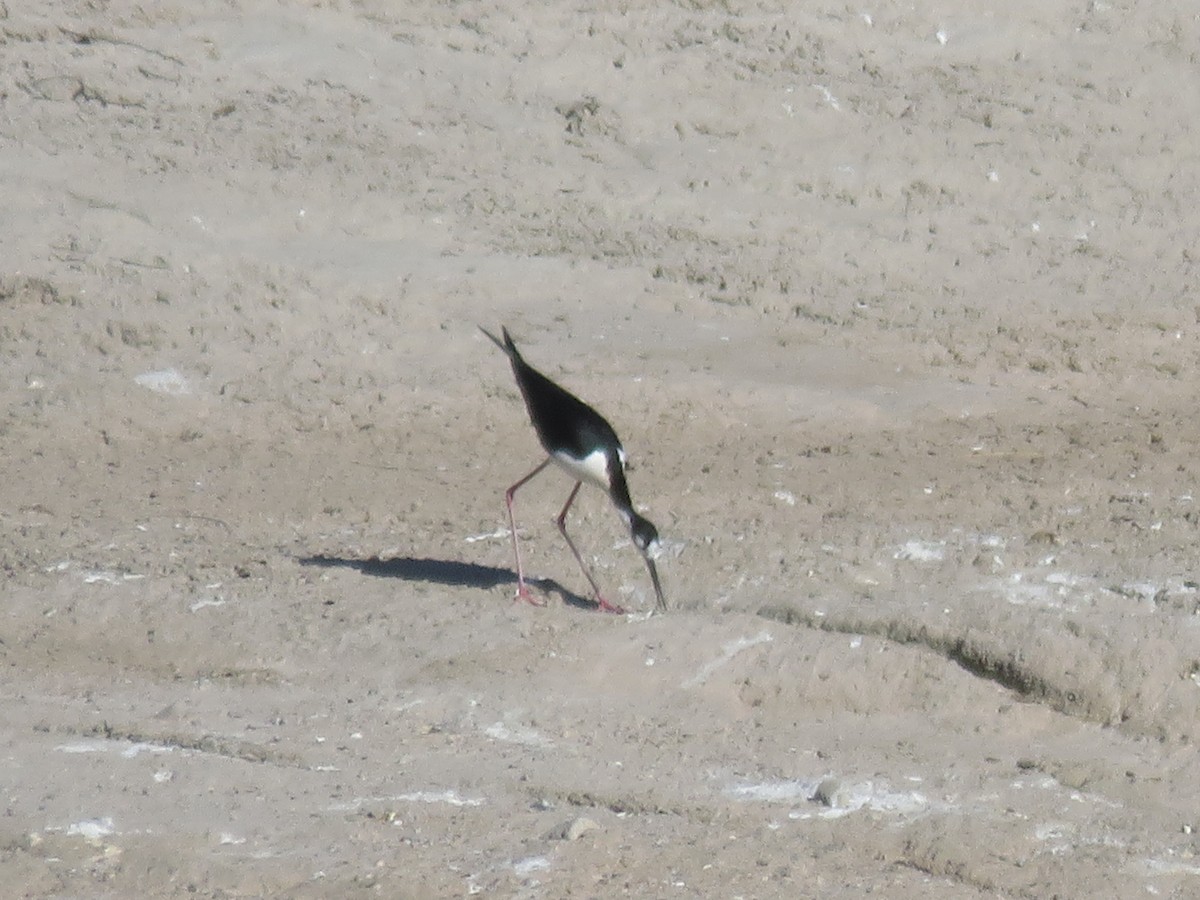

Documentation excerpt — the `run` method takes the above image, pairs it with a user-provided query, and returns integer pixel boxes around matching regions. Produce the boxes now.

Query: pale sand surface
[4,2,1200,897]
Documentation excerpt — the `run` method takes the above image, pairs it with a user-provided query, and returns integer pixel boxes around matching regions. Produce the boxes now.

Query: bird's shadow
[297,554,600,611]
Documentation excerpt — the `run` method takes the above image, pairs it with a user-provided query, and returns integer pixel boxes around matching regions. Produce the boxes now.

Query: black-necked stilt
[480,325,667,614]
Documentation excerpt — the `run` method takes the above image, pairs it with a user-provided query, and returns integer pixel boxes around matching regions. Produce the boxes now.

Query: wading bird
[480,326,666,614]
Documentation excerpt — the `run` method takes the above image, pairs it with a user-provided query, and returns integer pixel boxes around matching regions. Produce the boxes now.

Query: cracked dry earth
[5,1,1200,897]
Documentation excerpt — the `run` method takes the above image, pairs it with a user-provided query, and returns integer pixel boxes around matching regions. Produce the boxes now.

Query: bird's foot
[514,585,546,607]
[595,596,626,615]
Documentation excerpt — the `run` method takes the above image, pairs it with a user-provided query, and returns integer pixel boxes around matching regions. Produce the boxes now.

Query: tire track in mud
[53,722,302,766]
[757,604,1103,724]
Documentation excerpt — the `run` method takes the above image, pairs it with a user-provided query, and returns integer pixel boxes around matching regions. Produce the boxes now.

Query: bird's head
[630,514,660,557]
[629,513,667,613]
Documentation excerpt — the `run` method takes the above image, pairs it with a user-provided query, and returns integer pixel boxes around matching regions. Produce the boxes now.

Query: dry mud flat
[4,1,1200,897]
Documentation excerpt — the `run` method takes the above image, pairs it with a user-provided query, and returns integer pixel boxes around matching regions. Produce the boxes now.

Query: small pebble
[549,816,601,841]
[567,816,600,841]
[811,778,843,808]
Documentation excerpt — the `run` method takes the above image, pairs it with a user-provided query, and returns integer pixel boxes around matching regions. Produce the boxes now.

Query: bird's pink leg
[506,459,552,606]
[556,482,626,614]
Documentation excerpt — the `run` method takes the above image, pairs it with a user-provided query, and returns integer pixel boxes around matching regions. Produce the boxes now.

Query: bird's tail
[478,325,520,360]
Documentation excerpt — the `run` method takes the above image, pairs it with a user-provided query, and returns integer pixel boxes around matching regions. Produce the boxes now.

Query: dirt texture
[4,1,1200,897]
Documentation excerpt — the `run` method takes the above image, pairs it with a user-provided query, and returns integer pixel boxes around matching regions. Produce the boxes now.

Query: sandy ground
[4,1,1200,896]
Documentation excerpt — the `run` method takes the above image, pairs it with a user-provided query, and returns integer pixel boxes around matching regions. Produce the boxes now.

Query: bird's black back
[500,329,623,464]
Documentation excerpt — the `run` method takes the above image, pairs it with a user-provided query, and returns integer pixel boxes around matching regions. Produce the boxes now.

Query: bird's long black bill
[644,556,667,613]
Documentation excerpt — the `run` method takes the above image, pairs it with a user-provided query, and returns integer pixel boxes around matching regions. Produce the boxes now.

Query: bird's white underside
[552,448,613,491]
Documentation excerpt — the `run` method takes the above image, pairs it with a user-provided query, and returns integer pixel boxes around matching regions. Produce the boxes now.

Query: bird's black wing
[511,354,622,462]
[481,324,625,462]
